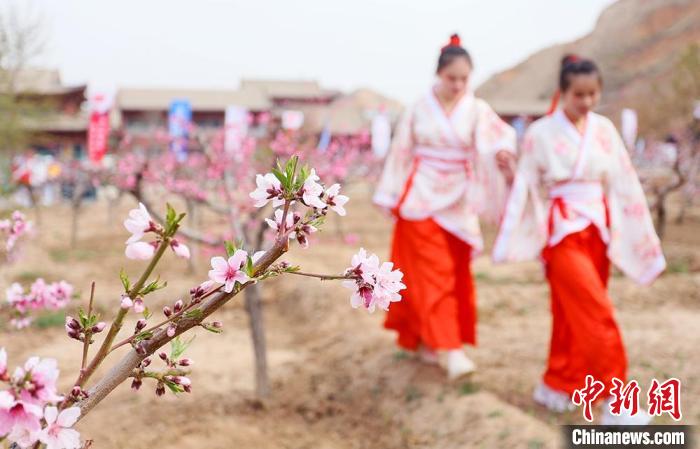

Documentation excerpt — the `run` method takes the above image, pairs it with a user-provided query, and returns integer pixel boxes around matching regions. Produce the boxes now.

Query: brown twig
[75,235,288,419]
[285,271,351,281]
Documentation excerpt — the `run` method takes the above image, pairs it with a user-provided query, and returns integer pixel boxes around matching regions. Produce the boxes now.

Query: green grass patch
[393,350,410,361]
[14,271,50,283]
[458,381,479,396]
[666,259,690,274]
[49,247,100,263]
[404,385,422,402]
[33,311,66,329]
[528,439,545,449]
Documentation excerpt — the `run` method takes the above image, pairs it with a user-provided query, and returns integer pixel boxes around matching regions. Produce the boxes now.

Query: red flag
[87,93,113,163]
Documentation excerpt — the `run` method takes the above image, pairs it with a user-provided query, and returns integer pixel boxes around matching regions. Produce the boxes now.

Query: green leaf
[298,165,310,187]
[119,269,131,293]
[224,241,237,258]
[166,203,176,227]
[245,256,255,277]
[140,278,167,296]
[143,308,152,319]
[310,216,323,227]
[201,323,223,334]
[271,168,287,189]
[78,308,89,328]
[183,309,203,319]
[164,380,184,394]
[170,335,196,360]
[284,265,301,273]
[285,158,294,180]
[133,331,154,343]
[256,271,277,281]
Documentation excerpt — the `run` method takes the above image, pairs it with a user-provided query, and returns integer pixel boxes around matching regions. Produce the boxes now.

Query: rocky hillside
[477,0,700,131]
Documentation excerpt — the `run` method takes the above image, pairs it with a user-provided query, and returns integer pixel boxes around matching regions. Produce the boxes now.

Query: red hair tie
[564,54,580,65]
[441,33,461,51]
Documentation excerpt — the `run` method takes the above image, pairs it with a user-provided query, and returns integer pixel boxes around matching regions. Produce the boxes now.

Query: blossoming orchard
[1,155,405,448]
[2,2,700,447]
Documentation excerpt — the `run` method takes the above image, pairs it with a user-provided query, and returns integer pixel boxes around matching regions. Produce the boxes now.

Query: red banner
[87,92,113,163]
[88,111,110,163]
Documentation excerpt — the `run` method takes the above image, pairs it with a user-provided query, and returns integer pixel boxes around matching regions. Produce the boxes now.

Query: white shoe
[600,399,653,425]
[417,345,439,365]
[439,349,476,380]
[533,382,576,413]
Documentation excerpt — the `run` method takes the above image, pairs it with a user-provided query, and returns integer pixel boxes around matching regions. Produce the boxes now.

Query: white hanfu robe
[373,89,516,255]
[492,109,665,284]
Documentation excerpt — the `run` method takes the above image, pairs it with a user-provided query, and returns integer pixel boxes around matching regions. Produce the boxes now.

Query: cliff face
[476,0,700,126]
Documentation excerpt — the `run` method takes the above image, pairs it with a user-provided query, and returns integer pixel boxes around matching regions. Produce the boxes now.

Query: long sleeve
[605,123,666,284]
[492,129,547,263]
[472,99,517,224]
[373,107,415,210]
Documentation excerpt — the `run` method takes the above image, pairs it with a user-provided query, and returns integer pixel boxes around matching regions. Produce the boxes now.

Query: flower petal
[56,407,81,427]
[44,406,58,425]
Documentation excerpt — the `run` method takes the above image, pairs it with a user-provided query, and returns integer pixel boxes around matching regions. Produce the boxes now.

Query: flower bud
[183,384,192,393]
[162,306,172,317]
[133,298,145,314]
[121,295,134,310]
[155,382,165,397]
[166,324,176,338]
[66,327,81,341]
[190,281,214,302]
[159,352,168,361]
[131,378,142,391]
[141,358,151,367]
[174,376,191,386]
[65,316,81,330]
[91,322,106,333]
[178,358,193,367]
[173,300,184,313]
[135,319,147,332]
[71,386,82,398]
[212,321,223,329]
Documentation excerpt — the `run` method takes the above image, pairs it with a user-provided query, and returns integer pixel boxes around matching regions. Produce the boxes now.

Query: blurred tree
[0,3,46,195]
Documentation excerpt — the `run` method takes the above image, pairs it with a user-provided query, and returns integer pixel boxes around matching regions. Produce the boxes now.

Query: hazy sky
[13,0,615,103]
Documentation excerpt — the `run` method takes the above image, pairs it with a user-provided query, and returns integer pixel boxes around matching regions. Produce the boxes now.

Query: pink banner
[87,93,113,163]
[88,111,110,163]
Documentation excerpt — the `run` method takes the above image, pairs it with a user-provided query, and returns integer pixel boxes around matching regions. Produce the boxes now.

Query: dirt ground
[1,183,698,449]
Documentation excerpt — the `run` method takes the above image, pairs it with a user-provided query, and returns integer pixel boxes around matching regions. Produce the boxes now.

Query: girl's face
[561,73,601,120]
[437,57,471,100]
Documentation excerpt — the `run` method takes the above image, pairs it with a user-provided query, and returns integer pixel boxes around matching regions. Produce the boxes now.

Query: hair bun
[441,33,461,51]
[561,54,580,67]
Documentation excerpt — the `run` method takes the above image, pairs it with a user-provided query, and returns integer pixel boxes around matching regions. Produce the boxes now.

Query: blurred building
[7,69,88,157]
[6,71,404,155]
[117,80,337,132]
[115,80,402,138]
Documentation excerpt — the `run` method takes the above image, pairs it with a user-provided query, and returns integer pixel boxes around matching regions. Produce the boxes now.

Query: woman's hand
[495,150,516,185]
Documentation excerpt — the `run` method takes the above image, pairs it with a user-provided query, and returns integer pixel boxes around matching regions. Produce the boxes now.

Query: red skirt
[542,225,627,394]
[383,217,477,350]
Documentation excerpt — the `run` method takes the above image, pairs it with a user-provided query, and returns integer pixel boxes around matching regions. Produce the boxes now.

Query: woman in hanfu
[492,56,665,424]
[373,34,517,380]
